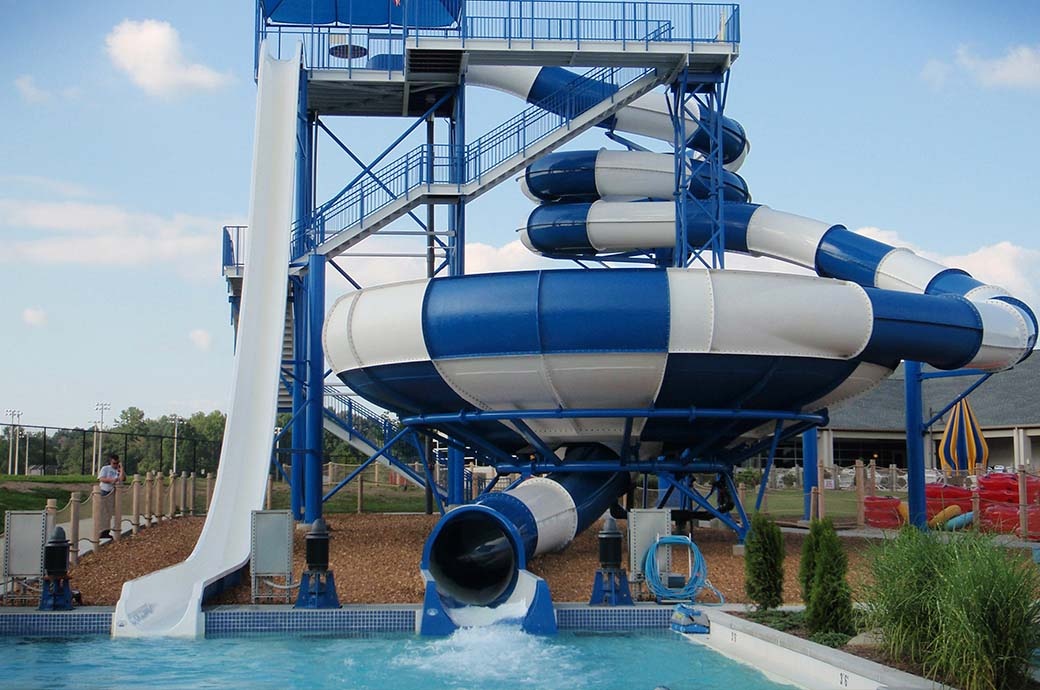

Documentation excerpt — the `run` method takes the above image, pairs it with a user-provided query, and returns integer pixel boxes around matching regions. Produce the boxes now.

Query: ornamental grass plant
[865,529,1040,690]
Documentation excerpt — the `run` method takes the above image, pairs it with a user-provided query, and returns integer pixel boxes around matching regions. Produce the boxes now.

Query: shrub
[809,631,852,648]
[735,468,763,487]
[805,521,854,636]
[781,471,797,488]
[799,518,831,603]
[744,512,784,610]
[866,530,1040,690]
[746,609,804,632]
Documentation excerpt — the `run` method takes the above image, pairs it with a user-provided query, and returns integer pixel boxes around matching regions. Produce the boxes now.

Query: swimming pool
[6,627,798,690]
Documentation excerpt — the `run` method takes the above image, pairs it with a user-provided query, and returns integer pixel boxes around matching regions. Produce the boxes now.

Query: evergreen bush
[744,512,784,609]
[805,521,854,635]
[798,517,831,603]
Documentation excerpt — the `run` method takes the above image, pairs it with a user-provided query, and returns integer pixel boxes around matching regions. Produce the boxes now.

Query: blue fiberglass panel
[684,202,757,252]
[861,290,982,370]
[925,269,983,296]
[528,68,620,122]
[538,270,669,353]
[425,272,542,358]
[338,362,469,416]
[475,493,539,560]
[686,107,747,164]
[263,0,461,27]
[815,226,892,287]
[525,204,595,253]
[643,354,857,448]
[525,150,598,201]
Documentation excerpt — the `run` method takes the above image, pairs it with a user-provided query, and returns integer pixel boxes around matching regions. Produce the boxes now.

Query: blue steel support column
[904,360,927,529]
[802,427,818,521]
[447,446,465,505]
[291,284,306,520]
[304,252,326,523]
[449,81,465,276]
[290,68,312,521]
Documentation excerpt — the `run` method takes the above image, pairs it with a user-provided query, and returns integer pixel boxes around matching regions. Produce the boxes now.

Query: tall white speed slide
[112,46,300,638]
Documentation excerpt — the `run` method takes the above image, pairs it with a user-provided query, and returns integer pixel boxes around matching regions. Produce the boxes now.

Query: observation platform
[260,1,741,117]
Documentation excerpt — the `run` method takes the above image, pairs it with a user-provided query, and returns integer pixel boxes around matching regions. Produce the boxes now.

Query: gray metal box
[627,508,671,582]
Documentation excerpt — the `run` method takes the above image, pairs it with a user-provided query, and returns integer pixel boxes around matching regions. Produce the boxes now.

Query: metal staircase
[322,386,445,496]
[302,62,680,259]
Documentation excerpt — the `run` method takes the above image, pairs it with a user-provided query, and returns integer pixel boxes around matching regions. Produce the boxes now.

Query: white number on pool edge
[838,672,849,687]
[730,631,737,643]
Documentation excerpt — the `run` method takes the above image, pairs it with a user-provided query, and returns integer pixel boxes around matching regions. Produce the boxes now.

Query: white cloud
[0,197,228,280]
[189,329,212,351]
[0,175,91,198]
[22,307,47,327]
[14,75,51,103]
[956,44,1040,90]
[105,19,231,96]
[924,44,1040,91]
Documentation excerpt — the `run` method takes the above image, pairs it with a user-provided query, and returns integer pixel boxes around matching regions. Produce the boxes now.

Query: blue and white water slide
[323,64,1036,623]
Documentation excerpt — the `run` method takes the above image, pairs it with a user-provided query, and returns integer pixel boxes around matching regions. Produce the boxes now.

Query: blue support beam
[802,427,818,521]
[448,81,466,276]
[904,360,927,529]
[447,446,465,505]
[304,252,326,523]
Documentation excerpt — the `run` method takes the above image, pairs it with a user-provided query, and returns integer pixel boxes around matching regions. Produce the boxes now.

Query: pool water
[6,627,798,690]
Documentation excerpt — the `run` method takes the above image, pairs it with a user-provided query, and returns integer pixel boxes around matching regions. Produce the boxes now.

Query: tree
[805,521,854,635]
[744,512,785,610]
[799,517,832,603]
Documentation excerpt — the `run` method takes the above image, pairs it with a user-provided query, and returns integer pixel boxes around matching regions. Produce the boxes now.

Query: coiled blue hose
[644,535,724,604]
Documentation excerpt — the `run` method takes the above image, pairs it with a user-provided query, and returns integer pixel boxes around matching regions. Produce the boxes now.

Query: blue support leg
[447,445,465,505]
[304,253,326,524]
[291,285,306,521]
[905,360,927,529]
[802,427,818,521]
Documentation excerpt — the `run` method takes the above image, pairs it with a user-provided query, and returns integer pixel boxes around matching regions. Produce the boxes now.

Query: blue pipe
[304,252,326,523]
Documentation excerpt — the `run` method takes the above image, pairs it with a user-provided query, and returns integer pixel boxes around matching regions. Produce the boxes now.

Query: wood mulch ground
[67,514,872,606]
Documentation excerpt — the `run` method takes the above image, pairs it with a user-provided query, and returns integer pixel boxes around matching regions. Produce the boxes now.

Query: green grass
[0,474,95,484]
[760,488,908,520]
[0,486,72,514]
[268,481,429,514]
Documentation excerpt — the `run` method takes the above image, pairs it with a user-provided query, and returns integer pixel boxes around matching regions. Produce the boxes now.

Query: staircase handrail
[301,64,656,252]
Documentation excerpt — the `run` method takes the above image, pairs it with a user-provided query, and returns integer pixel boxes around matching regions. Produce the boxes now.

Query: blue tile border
[556,604,673,630]
[0,603,674,637]
[0,608,111,637]
[204,606,417,636]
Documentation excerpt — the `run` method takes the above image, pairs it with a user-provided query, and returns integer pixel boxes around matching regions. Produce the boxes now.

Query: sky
[2,1,1038,429]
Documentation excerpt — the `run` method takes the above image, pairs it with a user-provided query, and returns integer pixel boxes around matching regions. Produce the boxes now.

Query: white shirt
[98,465,120,495]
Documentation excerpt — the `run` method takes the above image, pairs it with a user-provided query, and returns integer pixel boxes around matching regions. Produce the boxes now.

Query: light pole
[171,415,183,475]
[94,402,110,474]
[23,429,30,476]
[5,409,21,475]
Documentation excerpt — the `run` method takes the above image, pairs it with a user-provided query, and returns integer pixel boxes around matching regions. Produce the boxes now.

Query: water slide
[112,45,300,638]
[323,65,1036,625]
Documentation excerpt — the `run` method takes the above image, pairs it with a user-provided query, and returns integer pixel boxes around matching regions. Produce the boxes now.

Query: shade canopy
[938,397,989,475]
[260,0,462,27]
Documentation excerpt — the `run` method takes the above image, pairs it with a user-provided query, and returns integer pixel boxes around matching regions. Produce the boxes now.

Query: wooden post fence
[357,476,365,514]
[131,474,141,534]
[1019,466,1029,539]
[205,473,213,511]
[69,492,81,566]
[188,472,196,515]
[855,460,865,528]
[91,487,102,546]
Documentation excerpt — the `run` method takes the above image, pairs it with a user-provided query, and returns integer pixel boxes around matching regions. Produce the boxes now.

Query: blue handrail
[258,1,740,73]
[304,64,652,254]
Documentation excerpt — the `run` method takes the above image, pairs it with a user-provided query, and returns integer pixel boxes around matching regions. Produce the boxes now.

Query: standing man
[97,453,124,539]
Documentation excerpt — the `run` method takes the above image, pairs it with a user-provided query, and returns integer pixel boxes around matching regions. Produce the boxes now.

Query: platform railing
[304,64,652,253]
[259,1,739,72]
